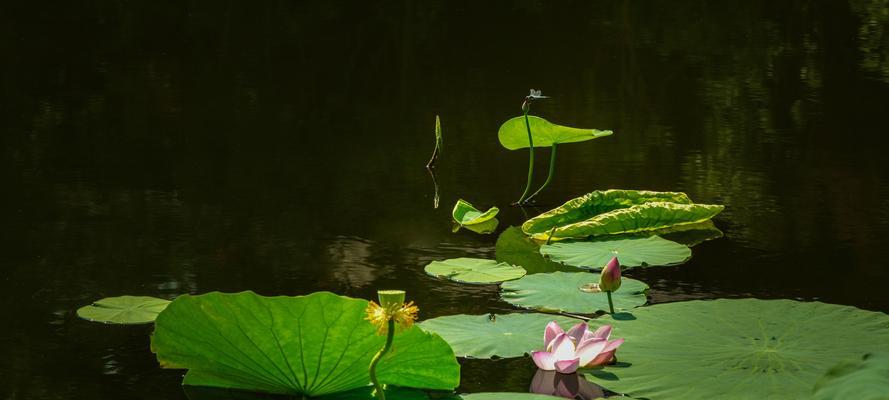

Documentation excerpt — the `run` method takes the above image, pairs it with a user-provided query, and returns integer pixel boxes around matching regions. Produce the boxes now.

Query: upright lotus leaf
[424,258,526,284]
[418,313,584,359]
[500,272,648,313]
[495,227,577,274]
[584,299,889,399]
[812,353,889,399]
[77,295,171,324]
[522,189,695,234]
[151,291,460,397]
[540,236,691,270]
[498,116,612,149]
[452,199,499,226]
[530,202,725,241]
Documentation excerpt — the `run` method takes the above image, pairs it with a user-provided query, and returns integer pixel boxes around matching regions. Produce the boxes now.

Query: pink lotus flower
[599,256,621,292]
[530,321,624,374]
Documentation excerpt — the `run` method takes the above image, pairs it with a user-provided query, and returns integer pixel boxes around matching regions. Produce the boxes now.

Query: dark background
[2,1,889,398]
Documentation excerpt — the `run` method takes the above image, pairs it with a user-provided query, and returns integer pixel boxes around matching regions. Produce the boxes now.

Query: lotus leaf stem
[525,143,557,203]
[516,111,535,205]
[606,291,615,314]
[369,319,395,400]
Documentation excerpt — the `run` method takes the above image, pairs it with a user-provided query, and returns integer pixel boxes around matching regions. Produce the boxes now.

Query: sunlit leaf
[498,116,612,149]
[453,199,499,226]
[523,190,724,240]
[522,189,695,234]
[152,291,460,397]
[77,295,170,324]
[418,313,583,358]
[584,299,889,399]
[540,236,691,270]
[500,272,648,313]
[425,258,526,284]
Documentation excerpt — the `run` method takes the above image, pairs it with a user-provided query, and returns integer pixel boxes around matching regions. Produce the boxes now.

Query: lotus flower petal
[566,323,587,343]
[550,333,576,361]
[591,325,612,340]
[588,350,615,367]
[532,351,558,370]
[576,338,608,366]
[544,321,564,350]
[555,358,580,374]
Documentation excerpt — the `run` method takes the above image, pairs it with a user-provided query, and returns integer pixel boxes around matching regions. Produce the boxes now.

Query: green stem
[516,111,535,205]
[369,319,396,400]
[606,291,615,314]
[525,143,557,203]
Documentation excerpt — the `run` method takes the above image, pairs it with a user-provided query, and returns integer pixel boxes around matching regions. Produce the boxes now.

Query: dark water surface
[3,1,889,398]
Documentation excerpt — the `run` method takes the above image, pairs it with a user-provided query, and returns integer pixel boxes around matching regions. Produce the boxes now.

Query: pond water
[3,1,889,398]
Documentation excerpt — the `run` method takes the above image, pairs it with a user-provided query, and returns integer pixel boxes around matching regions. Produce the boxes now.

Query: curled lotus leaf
[522,189,695,234]
[526,196,724,240]
[453,199,499,226]
[498,115,613,149]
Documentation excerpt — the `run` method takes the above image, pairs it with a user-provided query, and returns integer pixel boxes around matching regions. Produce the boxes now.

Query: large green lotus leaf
[495,227,577,274]
[185,385,430,400]
[529,202,725,241]
[500,272,648,313]
[498,115,612,150]
[425,258,526,284]
[152,291,460,397]
[540,236,691,270]
[812,353,889,399]
[77,295,170,324]
[584,299,889,399]
[418,313,584,358]
[453,199,499,226]
[456,394,565,400]
[522,189,695,234]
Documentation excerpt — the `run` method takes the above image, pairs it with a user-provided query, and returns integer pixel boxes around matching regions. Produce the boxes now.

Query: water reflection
[529,370,605,399]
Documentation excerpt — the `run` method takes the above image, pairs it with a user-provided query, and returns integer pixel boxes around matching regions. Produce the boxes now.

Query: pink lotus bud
[599,257,621,292]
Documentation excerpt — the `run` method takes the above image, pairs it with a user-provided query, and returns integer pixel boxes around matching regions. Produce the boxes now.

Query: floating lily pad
[418,313,583,358]
[498,115,613,149]
[495,227,577,274]
[425,258,526,284]
[812,353,889,399]
[540,236,691,270]
[500,272,648,313]
[77,295,170,324]
[584,299,889,399]
[152,291,460,397]
[453,199,499,226]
